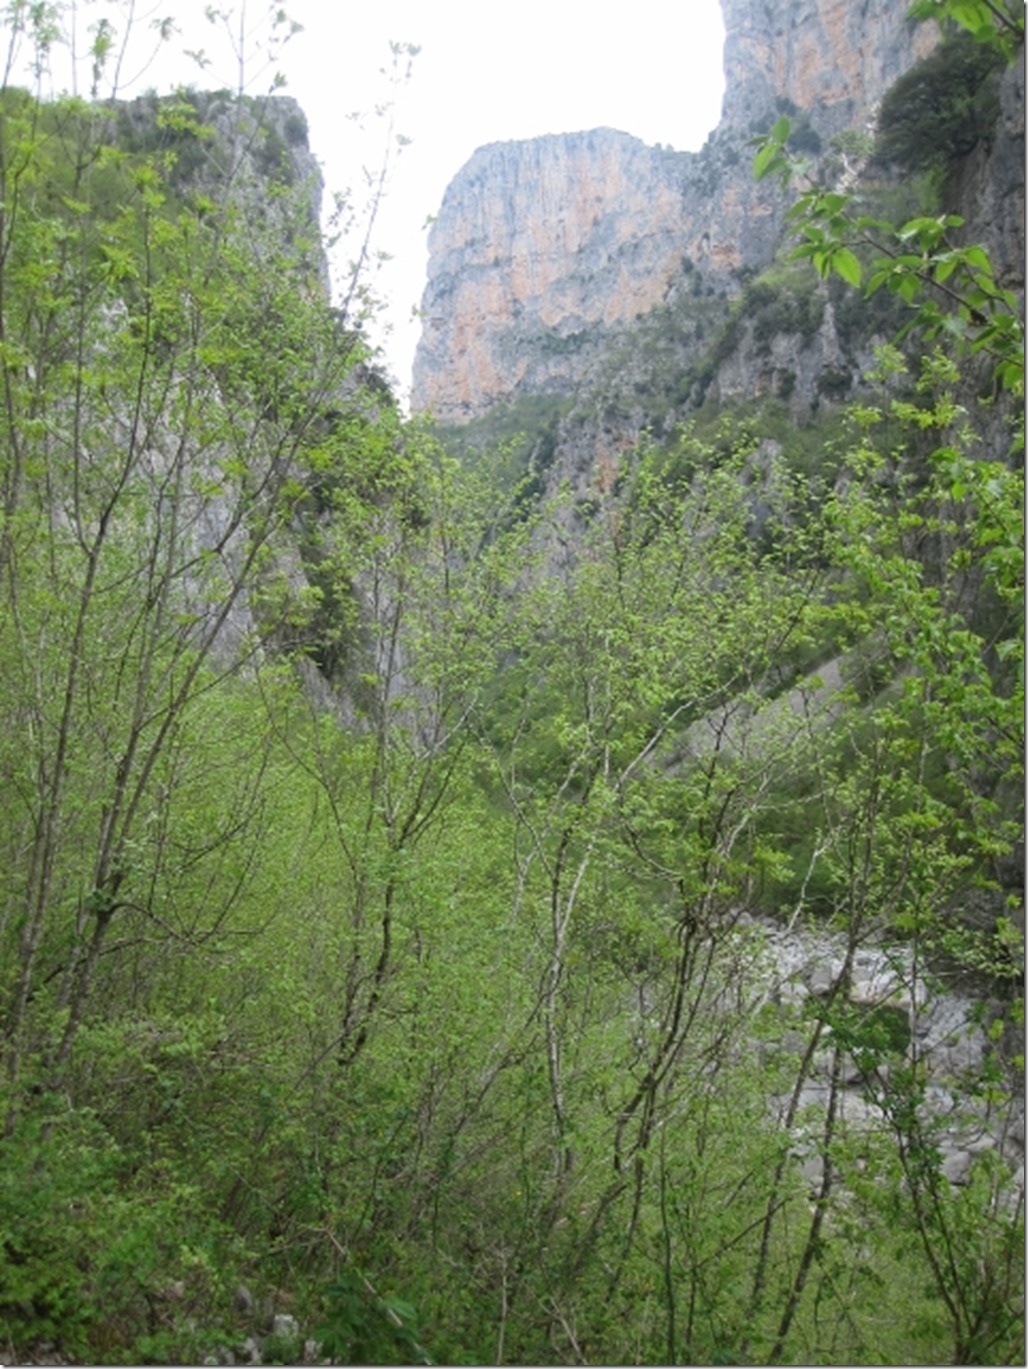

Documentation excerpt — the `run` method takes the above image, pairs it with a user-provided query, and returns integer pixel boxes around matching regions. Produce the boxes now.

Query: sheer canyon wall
[412,0,940,421]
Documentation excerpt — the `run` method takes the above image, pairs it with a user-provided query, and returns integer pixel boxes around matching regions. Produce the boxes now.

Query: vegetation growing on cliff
[876,30,1006,174]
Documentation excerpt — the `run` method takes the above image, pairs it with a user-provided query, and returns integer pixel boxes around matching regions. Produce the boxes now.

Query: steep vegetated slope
[0,2,1023,1366]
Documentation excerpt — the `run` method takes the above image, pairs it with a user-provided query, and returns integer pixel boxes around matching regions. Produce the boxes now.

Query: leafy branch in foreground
[907,0,1025,62]
[753,113,1024,397]
[752,0,1024,403]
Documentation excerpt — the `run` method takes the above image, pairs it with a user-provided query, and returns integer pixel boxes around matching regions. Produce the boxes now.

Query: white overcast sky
[23,1,727,399]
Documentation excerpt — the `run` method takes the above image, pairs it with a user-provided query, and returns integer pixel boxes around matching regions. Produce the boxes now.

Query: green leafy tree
[876,30,1006,173]
[0,6,413,1358]
[0,1,1022,1363]
[746,6,1024,1355]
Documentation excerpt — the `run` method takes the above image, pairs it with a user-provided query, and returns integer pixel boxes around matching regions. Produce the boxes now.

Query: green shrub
[315,1270,432,1366]
[876,32,1005,173]
[747,265,826,354]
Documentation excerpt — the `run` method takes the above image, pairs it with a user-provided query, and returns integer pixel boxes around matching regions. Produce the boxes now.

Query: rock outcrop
[952,57,1026,292]
[412,130,694,421]
[412,0,940,422]
[718,0,937,137]
[745,912,1024,1195]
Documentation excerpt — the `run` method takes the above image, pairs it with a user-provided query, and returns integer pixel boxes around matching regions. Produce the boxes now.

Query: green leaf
[933,254,958,283]
[753,141,781,180]
[830,247,862,288]
[962,245,994,275]
[899,216,945,243]
[382,1295,417,1323]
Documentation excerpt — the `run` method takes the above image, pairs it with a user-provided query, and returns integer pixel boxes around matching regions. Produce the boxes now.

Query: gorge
[0,1,1022,1365]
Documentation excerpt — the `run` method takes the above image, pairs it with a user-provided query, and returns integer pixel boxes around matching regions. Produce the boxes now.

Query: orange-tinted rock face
[719,0,937,135]
[412,0,939,423]
[412,129,693,421]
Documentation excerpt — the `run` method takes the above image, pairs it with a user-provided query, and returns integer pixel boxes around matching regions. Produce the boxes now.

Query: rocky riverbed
[739,912,1024,1195]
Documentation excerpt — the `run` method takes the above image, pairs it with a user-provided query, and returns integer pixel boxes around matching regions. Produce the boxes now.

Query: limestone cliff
[952,57,1026,292]
[412,0,940,422]
[718,0,937,137]
[412,130,694,421]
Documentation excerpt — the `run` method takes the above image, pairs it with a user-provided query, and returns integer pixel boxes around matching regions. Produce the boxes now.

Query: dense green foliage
[0,2,1023,1366]
[876,32,1006,173]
